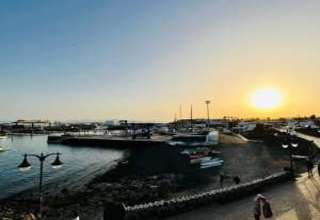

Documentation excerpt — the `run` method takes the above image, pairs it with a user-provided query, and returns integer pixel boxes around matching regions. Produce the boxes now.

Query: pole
[286,130,294,176]
[207,104,210,125]
[289,147,293,171]
[308,140,313,160]
[190,105,193,129]
[179,105,182,129]
[19,152,62,219]
[174,113,177,130]
[205,100,210,128]
[39,154,44,219]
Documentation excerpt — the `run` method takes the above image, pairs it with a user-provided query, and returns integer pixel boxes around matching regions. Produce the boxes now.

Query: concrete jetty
[59,135,172,149]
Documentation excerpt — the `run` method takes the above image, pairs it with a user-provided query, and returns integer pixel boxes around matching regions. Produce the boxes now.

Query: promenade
[166,171,320,220]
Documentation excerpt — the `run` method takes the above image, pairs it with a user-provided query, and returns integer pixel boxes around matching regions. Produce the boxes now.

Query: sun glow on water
[250,88,283,110]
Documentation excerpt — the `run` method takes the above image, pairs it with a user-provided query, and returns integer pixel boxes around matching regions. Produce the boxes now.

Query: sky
[0,0,320,122]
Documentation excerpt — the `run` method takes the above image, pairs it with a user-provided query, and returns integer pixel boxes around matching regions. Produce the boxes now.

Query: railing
[124,171,292,219]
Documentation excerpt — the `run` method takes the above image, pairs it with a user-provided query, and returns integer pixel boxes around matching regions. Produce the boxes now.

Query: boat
[182,147,221,160]
[190,156,212,164]
[200,157,224,169]
[182,148,224,170]
[189,155,224,169]
[167,130,219,147]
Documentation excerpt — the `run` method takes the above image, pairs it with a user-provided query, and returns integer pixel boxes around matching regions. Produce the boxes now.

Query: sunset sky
[0,0,320,122]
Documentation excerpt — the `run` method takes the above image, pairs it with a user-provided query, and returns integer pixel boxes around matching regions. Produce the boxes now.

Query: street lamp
[281,130,298,174]
[205,100,211,128]
[18,152,63,218]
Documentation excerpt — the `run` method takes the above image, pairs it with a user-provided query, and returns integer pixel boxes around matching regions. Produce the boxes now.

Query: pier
[54,135,194,174]
[59,135,172,149]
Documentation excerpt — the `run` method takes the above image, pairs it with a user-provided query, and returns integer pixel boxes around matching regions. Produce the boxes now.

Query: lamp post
[281,129,298,174]
[205,100,211,128]
[18,152,63,218]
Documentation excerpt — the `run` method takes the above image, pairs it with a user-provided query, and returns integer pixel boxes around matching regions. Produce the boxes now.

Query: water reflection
[0,135,124,199]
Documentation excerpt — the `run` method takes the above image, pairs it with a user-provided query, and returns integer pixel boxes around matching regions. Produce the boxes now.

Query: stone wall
[124,171,292,219]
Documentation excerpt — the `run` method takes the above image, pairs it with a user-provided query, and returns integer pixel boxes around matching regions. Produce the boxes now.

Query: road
[165,171,320,220]
[296,132,320,149]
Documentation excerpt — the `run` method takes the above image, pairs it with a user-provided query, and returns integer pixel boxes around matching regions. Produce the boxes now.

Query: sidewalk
[166,171,320,220]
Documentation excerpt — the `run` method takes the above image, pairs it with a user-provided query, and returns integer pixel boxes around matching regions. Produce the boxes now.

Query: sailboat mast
[190,104,193,129]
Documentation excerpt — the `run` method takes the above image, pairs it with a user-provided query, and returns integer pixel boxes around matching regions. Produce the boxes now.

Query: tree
[310,114,316,120]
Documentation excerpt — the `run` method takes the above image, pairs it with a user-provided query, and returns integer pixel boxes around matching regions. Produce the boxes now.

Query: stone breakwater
[60,136,170,149]
[124,171,292,219]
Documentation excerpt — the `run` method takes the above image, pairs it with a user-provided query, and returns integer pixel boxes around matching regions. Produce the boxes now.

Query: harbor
[2,117,320,219]
[1,1,320,219]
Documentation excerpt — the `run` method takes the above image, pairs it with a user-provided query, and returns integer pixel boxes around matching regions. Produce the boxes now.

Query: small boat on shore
[182,148,224,170]
[181,147,221,160]
[190,155,224,169]
[190,156,212,164]
[200,157,224,169]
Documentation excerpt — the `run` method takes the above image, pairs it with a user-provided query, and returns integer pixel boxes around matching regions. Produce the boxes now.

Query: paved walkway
[166,171,320,220]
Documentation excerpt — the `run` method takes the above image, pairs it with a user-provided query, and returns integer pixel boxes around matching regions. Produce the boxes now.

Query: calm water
[0,135,124,200]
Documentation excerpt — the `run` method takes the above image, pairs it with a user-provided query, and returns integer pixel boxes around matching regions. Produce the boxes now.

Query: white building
[104,120,120,127]
[287,120,318,129]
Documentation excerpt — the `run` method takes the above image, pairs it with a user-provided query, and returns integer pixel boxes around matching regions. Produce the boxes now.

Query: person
[253,195,262,220]
[261,197,273,219]
[23,212,37,220]
[219,174,224,188]
[307,159,314,177]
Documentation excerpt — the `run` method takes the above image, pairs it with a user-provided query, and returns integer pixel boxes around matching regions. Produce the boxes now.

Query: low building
[287,120,319,129]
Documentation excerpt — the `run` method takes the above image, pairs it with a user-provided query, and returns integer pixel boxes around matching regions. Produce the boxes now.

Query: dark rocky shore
[0,144,194,219]
[0,163,192,219]
[1,130,319,219]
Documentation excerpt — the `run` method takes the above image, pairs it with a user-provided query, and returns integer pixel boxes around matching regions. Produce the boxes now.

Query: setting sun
[250,88,283,110]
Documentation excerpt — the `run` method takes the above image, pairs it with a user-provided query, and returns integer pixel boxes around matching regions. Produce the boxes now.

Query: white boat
[190,156,212,164]
[189,154,224,169]
[168,130,219,147]
[200,157,224,169]
[201,158,223,165]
